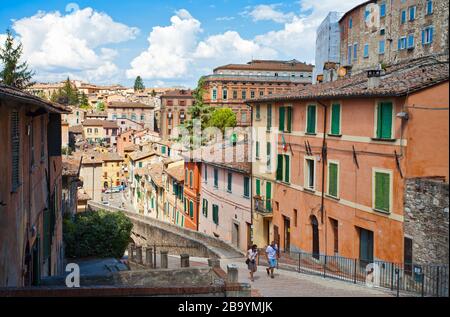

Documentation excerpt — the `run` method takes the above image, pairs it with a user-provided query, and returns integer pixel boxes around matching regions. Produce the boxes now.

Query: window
[112,114,117,120]
[279,106,292,133]
[376,102,393,139]
[212,204,219,225]
[353,43,358,60]
[232,90,238,99]
[241,90,247,100]
[330,104,341,135]
[250,90,255,99]
[244,176,250,198]
[426,0,433,15]
[189,200,194,219]
[212,88,217,101]
[398,37,407,50]
[267,104,272,130]
[305,158,315,190]
[408,6,416,21]
[380,2,386,17]
[222,88,228,100]
[241,112,247,122]
[121,114,126,119]
[401,10,406,23]
[347,45,352,64]
[407,34,414,49]
[422,26,434,45]
[294,209,298,227]
[11,110,20,190]
[141,115,145,121]
[255,141,260,159]
[227,172,232,192]
[363,44,369,58]
[256,104,261,120]
[379,40,385,54]
[306,105,316,134]
[259,90,264,97]
[266,142,271,171]
[328,162,339,198]
[380,28,385,36]
[255,178,261,196]
[139,162,143,168]
[214,168,218,188]
[190,170,194,188]
[161,146,166,154]
[204,165,208,182]
[185,168,188,185]
[94,128,98,134]
[349,18,352,29]
[374,170,391,212]
[276,154,290,183]
[87,128,92,133]
[202,199,208,217]
[131,113,137,121]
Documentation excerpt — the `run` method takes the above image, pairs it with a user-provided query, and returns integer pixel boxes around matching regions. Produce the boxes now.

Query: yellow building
[83,119,105,143]
[101,152,124,188]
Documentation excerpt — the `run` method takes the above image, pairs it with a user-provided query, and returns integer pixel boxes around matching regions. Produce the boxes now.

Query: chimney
[367,69,382,89]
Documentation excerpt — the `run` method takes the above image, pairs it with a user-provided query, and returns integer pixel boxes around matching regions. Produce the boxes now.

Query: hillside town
[0,0,449,299]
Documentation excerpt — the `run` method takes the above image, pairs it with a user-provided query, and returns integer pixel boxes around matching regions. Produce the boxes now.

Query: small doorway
[359,228,374,267]
[283,216,290,252]
[311,216,319,259]
[404,237,413,275]
[330,218,339,255]
[232,223,239,248]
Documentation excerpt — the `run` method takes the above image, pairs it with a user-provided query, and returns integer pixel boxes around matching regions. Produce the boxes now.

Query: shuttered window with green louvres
[278,107,292,132]
[213,204,219,224]
[375,172,390,212]
[286,107,292,132]
[266,182,272,211]
[330,104,341,135]
[276,154,283,181]
[256,178,261,196]
[328,163,338,197]
[307,105,316,134]
[189,201,194,218]
[279,107,285,132]
[376,102,393,139]
[244,176,250,198]
[202,199,208,217]
[284,155,290,183]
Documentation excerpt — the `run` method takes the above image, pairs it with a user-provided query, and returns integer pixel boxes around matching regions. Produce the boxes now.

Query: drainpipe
[245,102,253,244]
[316,99,328,257]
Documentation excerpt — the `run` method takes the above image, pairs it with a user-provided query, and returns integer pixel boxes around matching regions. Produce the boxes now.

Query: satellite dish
[338,67,347,77]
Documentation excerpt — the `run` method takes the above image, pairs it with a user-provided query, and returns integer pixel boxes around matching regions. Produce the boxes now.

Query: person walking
[265,241,278,278]
[247,244,258,282]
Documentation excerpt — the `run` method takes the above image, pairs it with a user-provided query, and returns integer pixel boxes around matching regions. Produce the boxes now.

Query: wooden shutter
[276,154,283,181]
[307,105,316,133]
[287,107,292,132]
[266,182,272,211]
[213,205,219,224]
[256,179,261,196]
[328,163,338,197]
[331,104,340,135]
[279,107,285,132]
[189,201,194,218]
[284,155,290,183]
[377,102,393,139]
[227,172,232,191]
[267,104,272,129]
[375,172,390,211]
[214,168,218,187]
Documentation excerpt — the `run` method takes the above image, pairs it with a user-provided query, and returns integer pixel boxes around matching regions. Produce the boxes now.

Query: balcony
[254,196,273,216]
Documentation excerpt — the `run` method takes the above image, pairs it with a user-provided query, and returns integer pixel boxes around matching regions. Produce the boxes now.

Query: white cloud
[244,4,295,23]
[216,16,235,21]
[9,7,138,82]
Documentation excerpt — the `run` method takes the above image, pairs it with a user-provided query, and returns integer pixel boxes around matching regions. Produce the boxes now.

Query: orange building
[249,57,448,264]
[160,89,194,140]
[183,162,201,231]
[202,60,313,127]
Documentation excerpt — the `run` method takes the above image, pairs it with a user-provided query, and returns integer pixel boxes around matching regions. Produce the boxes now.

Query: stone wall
[404,178,449,265]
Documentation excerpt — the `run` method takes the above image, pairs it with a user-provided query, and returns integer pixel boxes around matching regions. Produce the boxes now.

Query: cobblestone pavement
[192,257,396,297]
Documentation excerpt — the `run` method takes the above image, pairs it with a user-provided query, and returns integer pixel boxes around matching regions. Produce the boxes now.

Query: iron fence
[258,250,448,297]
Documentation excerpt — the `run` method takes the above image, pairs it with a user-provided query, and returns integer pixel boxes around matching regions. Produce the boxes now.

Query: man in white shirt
[265,241,278,278]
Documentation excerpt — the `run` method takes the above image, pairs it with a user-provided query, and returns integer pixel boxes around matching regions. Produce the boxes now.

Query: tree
[185,77,213,131]
[0,29,35,89]
[79,92,90,109]
[96,101,105,112]
[134,76,145,92]
[51,77,79,105]
[209,108,237,134]
[63,210,133,259]
[151,89,156,97]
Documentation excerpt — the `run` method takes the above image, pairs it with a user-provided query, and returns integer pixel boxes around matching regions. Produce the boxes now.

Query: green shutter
[244,176,250,197]
[375,172,390,212]
[184,198,187,212]
[307,105,316,133]
[287,107,292,132]
[256,179,261,196]
[279,107,285,131]
[328,163,338,197]
[380,103,393,139]
[256,141,260,158]
[189,201,194,218]
[227,173,232,191]
[284,155,290,183]
[162,146,166,154]
[266,182,272,211]
[213,205,219,224]
[267,105,272,129]
[331,104,341,135]
[276,154,283,181]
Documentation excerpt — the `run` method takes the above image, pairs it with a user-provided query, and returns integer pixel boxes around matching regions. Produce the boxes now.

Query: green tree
[134,76,145,92]
[96,101,105,112]
[185,77,213,132]
[63,210,133,259]
[0,29,35,89]
[209,108,237,134]
[151,89,156,97]
[79,92,90,109]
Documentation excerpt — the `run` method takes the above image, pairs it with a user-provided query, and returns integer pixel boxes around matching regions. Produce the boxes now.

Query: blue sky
[0,0,364,88]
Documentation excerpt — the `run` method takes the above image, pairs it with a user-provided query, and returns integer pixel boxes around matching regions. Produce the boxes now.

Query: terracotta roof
[134,167,148,177]
[0,83,70,114]
[129,150,155,161]
[161,89,194,98]
[82,119,104,126]
[124,144,139,152]
[69,125,83,133]
[81,153,103,164]
[86,112,108,117]
[148,163,164,187]
[249,57,450,103]
[165,165,184,182]
[108,101,154,109]
[62,156,82,176]
[102,120,118,129]
[214,60,313,73]
[101,152,123,162]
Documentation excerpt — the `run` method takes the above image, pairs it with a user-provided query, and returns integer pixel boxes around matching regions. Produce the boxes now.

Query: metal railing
[253,197,273,214]
[258,250,449,297]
